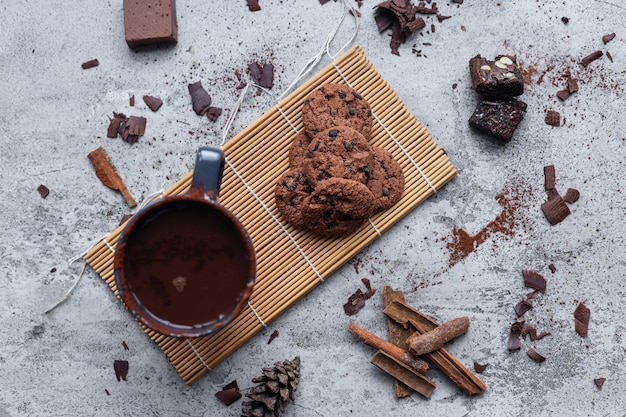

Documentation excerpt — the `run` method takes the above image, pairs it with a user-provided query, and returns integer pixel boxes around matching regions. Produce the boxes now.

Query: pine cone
[241,357,300,417]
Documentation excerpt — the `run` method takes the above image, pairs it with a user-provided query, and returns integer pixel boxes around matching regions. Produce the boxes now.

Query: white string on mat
[247,301,266,327]
[186,339,212,372]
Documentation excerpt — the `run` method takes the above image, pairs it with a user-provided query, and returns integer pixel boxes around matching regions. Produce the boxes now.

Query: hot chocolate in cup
[114,147,256,338]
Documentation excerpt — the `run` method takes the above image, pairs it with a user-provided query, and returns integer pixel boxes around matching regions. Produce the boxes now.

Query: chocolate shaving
[113,360,129,382]
[361,278,376,299]
[574,302,590,337]
[188,81,212,115]
[235,70,247,89]
[581,50,603,67]
[563,188,580,203]
[526,348,546,363]
[545,110,560,127]
[522,270,547,292]
[548,264,557,273]
[126,116,146,137]
[567,77,579,93]
[129,95,135,107]
[544,165,556,191]
[206,106,223,122]
[602,33,615,44]
[437,14,451,23]
[541,192,571,225]
[216,380,242,406]
[375,0,426,55]
[415,1,438,14]
[107,113,124,138]
[521,322,551,341]
[81,59,99,69]
[375,10,396,32]
[121,341,129,350]
[142,95,163,112]
[248,62,274,89]
[473,362,488,373]
[344,279,376,315]
[594,377,606,390]
[37,184,50,199]
[507,321,524,351]
[514,300,533,317]
[606,51,613,62]
[246,0,261,12]
[267,329,279,344]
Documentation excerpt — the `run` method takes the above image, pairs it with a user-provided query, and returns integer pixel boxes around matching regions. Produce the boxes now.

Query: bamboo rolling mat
[84,45,457,385]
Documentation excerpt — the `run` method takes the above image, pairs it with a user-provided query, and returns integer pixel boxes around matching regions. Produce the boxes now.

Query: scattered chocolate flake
[526,348,546,363]
[561,16,569,24]
[548,264,557,273]
[508,321,524,351]
[188,81,212,115]
[415,1,438,14]
[248,62,274,89]
[143,95,163,112]
[523,270,547,292]
[113,360,129,382]
[521,322,551,341]
[514,300,533,317]
[107,113,124,138]
[319,0,331,4]
[267,329,279,344]
[361,278,376,299]
[452,83,458,89]
[344,280,376,316]
[125,116,147,142]
[374,0,426,55]
[235,70,247,89]
[541,191,571,225]
[81,59,99,69]
[574,302,590,337]
[452,0,463,3]
[105,389,110,395]
[206,106,223,122]
[37,184,50,199]
[246,0,261,12]
[50,267,57,273]
[563,188,580,203]
[473,362,488,373]
[129,95,135,107]
[437,14,451,23]
[606,51,613,62]
[216,380,242,406]
[526,290,540,299]
[544,165,556,191]
[594,377,606,390]
[556,89,571,101]
[581,50,603,67]
[119,213,133,226]
[567,77,579,93]
[602,33,615,44]
[122,341,129,350]
[545,110,560,127]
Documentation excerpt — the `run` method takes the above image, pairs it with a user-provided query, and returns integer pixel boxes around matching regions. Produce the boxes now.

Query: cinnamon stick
[406,316,470,356]
[88,147,137,208]
[382,286,415,398]
[370,351,436,398]
[349,322,428,375]
[384,300,486,396]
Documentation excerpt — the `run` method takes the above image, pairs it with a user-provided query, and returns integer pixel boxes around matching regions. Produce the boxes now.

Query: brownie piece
[469,55,524,98]
[468,99,527,142]
[124,0,178,48]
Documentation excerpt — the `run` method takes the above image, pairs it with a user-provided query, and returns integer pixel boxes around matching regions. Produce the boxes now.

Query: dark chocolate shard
[107,115,123,138]
[188,81,212,115]
[375,10,396,32]
[206,106,223,122]
[113,360,129,382]
[37,184,50,199]
[522,270,547,292]
[344,288,367,316]
[563,188,580,203]
[541,192,571,225]
[574,302,590,337]
[142,95,163,112]
[581,50,603,67]
[235,70,247,89]
[247,0,261,12]
[602,33,615,44]
[122,340,129,350]
[557,89,571,101]
[545,110,560,127]
[549,264,557,273]
[415,1,438,14]
[594,377,606,389]
[567,77,579,93]
[508,321,524,351]
[267,329,279,344]
[129,95,135,107]
[526,348,546,363]
[361,278,376,299]
[521,322,551,341]
[81,59,99,69]
[514,300,533,317]
[126,116,147,137]
[216,380,242,406]
[473,362,488,373]
[543,165,556,191]
[248,62,274,89]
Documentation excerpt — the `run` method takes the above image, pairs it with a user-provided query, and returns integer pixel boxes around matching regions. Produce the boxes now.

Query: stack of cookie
[275,84,405,237]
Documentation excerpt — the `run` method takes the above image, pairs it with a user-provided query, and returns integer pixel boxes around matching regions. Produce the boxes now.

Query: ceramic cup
[114,146,256,338]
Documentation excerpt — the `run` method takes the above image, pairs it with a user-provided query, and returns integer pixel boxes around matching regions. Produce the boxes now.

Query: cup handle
[190,146,224,201]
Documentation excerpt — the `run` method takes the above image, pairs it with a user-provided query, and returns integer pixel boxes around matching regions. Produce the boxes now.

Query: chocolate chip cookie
[275,170,313,229]
[302,126,373,187]
[288,131,312,169]
[302,84,373,139]
[302,178,376,237]
[367,147,405,211]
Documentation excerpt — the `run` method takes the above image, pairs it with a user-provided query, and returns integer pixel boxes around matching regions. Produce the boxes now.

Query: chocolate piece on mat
[81,59,99,69]
[142,95,163,112]
[123,0,177,47]
[468,99,527,143]
[469,54,524,98]
[188,81,212,115]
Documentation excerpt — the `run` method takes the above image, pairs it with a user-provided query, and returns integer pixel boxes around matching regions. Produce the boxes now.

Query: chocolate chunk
[374,0,426,55]
[602,33,615,44]
[206,106,222,122]
[548,264,557,273]
[215,380,242,406]
[563,188,580,203]
[122,341,129,350]
[188,81,212,115]
[545,110,560,127]
[574,302,590,337]
[415,1,438,14]
[248,62,274,89]
[123,0,177,48]
[375,10,395,32]
[522,270,547,292]
[246,0,261,11]
[234,70,247,89]
[107,114,123,138]
[81,59,99,69]
[521,322,551,341]
[37,184,50,199]
[142,95,163,112]
[468,99,527,143]
[544,165,556,191]
[113,360,129,381]
[344,288,367,315]
[594,377,606,390]
[129,95,135,106]
[361,278,376,299]
[514,300,533,317]
[581,50,603,67]
[473,362,488,373]
[561,16,569,24]
[526,348,546,363]
[508,321,524,351]
[556,89,571,101]
[567,77,579,93]
[469,55,524,98]
[541,192,571,225]
[267,329,279,344]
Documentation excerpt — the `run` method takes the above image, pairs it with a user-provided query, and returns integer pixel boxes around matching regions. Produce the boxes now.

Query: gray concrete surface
[1,1,625,416]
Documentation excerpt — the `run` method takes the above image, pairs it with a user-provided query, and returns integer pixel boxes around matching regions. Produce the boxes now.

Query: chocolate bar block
[468,99,527,143]
[469,55,524,98]
[124,0,178,48]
